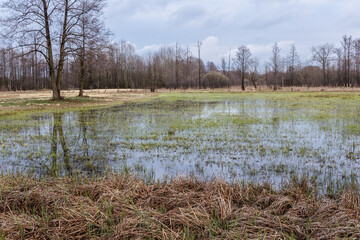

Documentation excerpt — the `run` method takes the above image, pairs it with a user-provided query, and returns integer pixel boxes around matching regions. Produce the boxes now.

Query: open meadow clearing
[1,90,360,239]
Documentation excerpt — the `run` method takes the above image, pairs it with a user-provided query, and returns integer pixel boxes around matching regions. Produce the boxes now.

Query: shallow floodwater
[1,95,360,190]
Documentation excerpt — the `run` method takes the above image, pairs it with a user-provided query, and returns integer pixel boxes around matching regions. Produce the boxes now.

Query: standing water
[0,93,359,192]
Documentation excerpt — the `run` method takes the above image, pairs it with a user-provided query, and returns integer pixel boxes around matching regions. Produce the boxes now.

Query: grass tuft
[0,174,359,239]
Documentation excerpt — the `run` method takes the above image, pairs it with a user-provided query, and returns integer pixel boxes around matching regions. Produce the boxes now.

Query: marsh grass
[1,91,360,238]
[0,174,360,239]
[1,91,360,193]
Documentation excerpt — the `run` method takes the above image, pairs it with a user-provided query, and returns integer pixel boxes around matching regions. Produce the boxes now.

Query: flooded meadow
[1,92,360,192]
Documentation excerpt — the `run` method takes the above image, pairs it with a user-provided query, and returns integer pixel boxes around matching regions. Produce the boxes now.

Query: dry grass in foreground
[0,175,359,240]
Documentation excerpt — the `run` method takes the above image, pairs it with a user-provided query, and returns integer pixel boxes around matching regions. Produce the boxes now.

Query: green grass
[1,91,360,193]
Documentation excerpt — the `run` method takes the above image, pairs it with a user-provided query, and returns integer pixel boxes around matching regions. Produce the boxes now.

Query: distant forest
[0,0,360,99]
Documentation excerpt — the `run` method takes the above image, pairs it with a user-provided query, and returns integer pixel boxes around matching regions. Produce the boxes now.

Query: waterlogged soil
[1,92,360,191]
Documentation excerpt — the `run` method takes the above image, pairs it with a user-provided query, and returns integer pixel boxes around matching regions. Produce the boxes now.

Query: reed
[0,174,359,239]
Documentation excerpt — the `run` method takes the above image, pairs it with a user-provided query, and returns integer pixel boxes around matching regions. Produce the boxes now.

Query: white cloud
[138,44,164,54]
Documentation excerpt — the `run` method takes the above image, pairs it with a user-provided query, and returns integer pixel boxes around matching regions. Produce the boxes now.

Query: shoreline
[1,87,360,117]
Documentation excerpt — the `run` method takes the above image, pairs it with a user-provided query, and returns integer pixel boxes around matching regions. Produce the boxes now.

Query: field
[0,89,154,117]
[1,88,360,239]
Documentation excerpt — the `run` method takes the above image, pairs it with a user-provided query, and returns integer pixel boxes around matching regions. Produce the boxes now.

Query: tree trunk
[251,75,257,89]
[42,0,61,100]
[54,0,69,100]
[241,72,245,91]
[79,52,85,97]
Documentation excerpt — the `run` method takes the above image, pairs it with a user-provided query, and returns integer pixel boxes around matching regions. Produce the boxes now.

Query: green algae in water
[0,93,360,193]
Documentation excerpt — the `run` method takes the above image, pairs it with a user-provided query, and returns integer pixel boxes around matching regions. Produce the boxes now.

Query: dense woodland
[1,1,360,98]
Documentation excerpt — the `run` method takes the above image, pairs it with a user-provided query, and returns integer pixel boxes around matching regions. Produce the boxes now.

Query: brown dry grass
[0,174,359,239]
[0,86,360,116]
[1,87,360,116]
[0,89,155,116]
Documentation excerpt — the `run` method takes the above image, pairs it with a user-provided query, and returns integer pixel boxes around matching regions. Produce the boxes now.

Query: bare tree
[353,39,360,86]
[184,46,192,88]
[334,48,343,85]
[235,45,252,91]
[270,42,281,89]
[286,44,300,86]
[342,35,353,87]
[197,41,202,89]
[206,61,217,72]
[249,57,259,89]
[1,0,89,99]
[264,62,270,87]
[312,43,333,86]
[73,0,108,96]
[228,48,231,89]
[175,42,180,89]
[0,48,8,90]
[220,57,227,75]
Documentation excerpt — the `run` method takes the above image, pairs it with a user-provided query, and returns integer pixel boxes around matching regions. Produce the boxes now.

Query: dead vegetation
[0,89,154,116]
[1,87,360,117]
[0,174,359,239]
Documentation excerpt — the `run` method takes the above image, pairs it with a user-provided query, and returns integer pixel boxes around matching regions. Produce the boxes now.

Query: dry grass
[1,87,360,116]
[0,174,359,239]
[0,89,155,116]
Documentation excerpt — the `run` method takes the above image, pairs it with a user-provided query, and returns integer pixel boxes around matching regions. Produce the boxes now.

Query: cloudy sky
[104,0,360,66]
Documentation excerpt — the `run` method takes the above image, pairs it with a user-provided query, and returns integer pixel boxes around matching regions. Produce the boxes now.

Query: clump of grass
[0,174,359,239]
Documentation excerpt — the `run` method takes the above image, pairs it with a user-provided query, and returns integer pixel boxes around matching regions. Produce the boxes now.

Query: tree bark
[42,0,60,100]
[241,71,245,91]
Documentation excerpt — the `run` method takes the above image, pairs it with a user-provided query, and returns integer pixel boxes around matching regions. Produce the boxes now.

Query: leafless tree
[220,57,227,75]
[312,43,333,86]
[342,35,353,86]
[286,44,300,86]
[249,57,259,89]
[184,46,192,88]
[206,61,217,72]
[334,48,343,85]
[73,0,108,96]
[235,45,252,91]
[1,0,91,99]
[175,42,180,89]
[353,38,360,85]
[270,42,281,89]
[0,48,8,90]
[264,62,270,87]
[197,41,202,89]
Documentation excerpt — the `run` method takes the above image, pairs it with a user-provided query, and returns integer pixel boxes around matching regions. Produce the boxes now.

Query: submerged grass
[1,90,360,238]
[0,174,360,239]
[1,90,360,191]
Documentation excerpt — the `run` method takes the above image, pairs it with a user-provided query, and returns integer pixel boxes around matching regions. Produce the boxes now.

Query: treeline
[2,35,360,93]
[1,1,360,95]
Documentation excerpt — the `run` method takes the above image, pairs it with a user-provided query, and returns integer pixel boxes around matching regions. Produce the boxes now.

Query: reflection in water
[0,98,359,192]
[78,111,89,160]
[51,113,72,176]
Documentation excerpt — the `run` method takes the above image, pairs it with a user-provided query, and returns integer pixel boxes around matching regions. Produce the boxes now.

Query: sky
[104,0,359,66]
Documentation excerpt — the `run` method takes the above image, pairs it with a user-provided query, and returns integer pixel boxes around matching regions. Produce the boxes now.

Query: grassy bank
[0,89,155,117]
[0,174,359,239]
[1,87,360,117]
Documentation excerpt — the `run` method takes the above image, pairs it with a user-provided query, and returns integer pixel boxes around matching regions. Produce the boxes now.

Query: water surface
[1,94,359,190]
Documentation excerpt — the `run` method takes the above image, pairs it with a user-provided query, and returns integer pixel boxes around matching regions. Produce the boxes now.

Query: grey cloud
[169,4,206,27]
[104,0,360,65]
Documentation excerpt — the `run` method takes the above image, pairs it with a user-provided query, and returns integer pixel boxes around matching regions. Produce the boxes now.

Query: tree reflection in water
[51,113,72,176]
